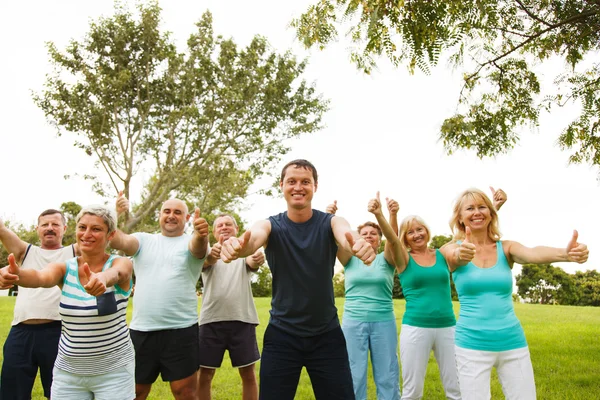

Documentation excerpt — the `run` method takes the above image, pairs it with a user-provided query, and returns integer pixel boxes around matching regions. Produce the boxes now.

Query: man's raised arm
[0,217,28,263]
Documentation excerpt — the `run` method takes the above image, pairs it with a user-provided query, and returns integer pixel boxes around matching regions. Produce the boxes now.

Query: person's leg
[431,327,461,400]
[129,329,161,400]
[89,361,136,400]
[399,325,433,400]
[161,325,200,400]
[369,320,400,400]
[305,326,355,400]
[34,321,62,399]
[496,347,536,400]
[1,325,37,400]
[49,366,93,400]
[198,368,216,400]
[259,324,304,400]
[454,346,496,400]
[341,318,369,400]
[238,365,258,400]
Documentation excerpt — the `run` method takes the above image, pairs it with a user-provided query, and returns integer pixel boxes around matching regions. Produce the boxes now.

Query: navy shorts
[129,324,199,384]
[198,321,260,368]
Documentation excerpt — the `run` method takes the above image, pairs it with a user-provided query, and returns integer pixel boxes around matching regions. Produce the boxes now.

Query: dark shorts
[1,321,62,399]
[129,324,199,384]
[198,321,260,368]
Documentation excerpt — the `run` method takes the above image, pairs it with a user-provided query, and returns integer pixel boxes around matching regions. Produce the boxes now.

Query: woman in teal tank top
[441,188,589,400]
[327,193,406,400]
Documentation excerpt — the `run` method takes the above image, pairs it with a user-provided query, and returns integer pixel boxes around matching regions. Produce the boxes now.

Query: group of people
[0,159,590,400]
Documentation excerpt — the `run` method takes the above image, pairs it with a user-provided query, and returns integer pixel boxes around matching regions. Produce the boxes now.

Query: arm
[189,208,209,259]
[504,230,588,265]
[386,197,399,236]
[440,227,476,272]
[0,218,28,263]
[246,250,265,271]
[204,239,222,269]
[1,253,65,288]
[83,257,133,296]
[369,193,408,272]
[490,186,507,211]
[325,200,353,266]
[331,215,376,265]
[221,220,271,262]
[109,229,140,256]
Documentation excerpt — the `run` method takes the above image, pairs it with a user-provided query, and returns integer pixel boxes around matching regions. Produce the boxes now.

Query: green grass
[2,297,599,399]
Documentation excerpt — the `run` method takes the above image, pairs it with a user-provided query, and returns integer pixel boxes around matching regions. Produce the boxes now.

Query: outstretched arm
[331,216,376,265]
[0,218,28,263]
[368,192,408,272]
[0,254,65,289]
[504,230,589,265]
[221,220,271,262]
[325,200,353,266]
[386,197,400,236]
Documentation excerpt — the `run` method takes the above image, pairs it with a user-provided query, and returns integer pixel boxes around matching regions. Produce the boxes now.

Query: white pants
[454,346,536,400]
[399,325,460,400]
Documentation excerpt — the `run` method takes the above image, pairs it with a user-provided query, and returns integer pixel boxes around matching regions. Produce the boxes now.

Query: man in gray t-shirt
[197,214,264,400]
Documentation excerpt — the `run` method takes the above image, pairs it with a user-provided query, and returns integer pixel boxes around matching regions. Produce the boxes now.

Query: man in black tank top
[220,160,376,400]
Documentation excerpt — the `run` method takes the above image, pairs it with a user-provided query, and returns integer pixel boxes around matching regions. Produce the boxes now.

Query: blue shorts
[50,362,135,400]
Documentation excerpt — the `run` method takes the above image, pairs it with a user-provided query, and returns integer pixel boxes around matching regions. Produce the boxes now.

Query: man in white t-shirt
[110,196,209,400]
[197,214,264,400]
[0,210,78,399]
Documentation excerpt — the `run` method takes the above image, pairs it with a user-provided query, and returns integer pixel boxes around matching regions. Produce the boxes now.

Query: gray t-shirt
[199,258,259,325]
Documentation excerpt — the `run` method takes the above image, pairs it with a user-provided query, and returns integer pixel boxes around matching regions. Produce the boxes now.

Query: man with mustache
[0,210,78,400]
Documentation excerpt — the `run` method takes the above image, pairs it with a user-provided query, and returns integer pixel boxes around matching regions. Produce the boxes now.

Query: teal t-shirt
[399,250,456,328]
[452,241,527,351]
[343,253,395,322]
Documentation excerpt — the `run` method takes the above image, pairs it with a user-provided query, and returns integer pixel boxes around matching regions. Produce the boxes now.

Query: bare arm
[221,220,271,262]
[246,250,265,271]
[325,201,353,266]
[386,197,400,236]
[0,218,28,263]
[109,229,140,256]
[1,254,66,288]
[83,257,133,296]
[189,208,209,259]
[504,230,588,265]
[440,227,476,272]
[331,216,376,265]
[369,193,408,272]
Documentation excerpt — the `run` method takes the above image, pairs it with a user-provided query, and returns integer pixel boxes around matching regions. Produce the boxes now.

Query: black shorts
[198,321,260,368]
[130,324,199,384]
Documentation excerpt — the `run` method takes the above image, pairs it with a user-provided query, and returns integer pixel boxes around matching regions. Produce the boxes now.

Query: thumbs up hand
[210,236,225,259]
[346,232,376,266]
[82,263,108,296]
[116,191,130,216]
[368,192,382,216]
[386,197,399,215]
[566,230,589,264]
[457,227,476,263]
[325,200,338,215]
[192,208,209,238]
[0,253,20,289]
[489,186,507,211]
[221,230,252,263]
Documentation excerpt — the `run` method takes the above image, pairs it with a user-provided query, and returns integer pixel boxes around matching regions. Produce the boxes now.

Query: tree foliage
[516,263,579,305]
[35,2,328,233]
[251,264,273,297]
[293,1,600,173]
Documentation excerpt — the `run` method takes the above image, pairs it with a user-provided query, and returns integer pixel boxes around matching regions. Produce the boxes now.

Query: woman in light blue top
[441,188,589,400]
[0,205,135,400]
[328,193,406,400]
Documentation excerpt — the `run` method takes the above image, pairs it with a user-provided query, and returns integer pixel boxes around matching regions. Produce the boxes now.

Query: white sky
[1,0,598,278]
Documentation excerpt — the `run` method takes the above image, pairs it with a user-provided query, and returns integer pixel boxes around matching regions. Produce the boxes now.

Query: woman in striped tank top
[1,205,135,400]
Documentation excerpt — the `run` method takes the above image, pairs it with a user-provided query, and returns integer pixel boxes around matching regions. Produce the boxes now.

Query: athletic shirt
[452,241,527,351]
[399,250,456,328]
[12,244,76,326]
[130,233,205,331]
[200,258,259,325]
[266,210,338,337]
[343,253,395,322]
[55,255,134,375]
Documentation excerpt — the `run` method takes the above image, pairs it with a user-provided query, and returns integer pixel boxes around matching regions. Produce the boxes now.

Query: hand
[325,200,338,215]
[457,227,476,262]
[345,232,376,265]
[0,253,20,289]
[566,230,589,264]
[221,230,251,263]
[250,251,265,266]
[367,191,383,216]
[82,263,108,296]
[116,191,130,215]
[192,208,209,238]
[490,186,507,210]
[209,236,224,259]
[386,197,399,215]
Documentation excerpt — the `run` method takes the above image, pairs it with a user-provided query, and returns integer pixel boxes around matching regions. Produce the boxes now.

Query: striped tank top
[55,255,134,375]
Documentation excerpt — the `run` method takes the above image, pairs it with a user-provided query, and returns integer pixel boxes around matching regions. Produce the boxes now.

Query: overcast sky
[1,0,598,277]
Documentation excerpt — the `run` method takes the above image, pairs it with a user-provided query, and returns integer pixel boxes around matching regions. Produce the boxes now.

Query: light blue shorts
[50,362,135,400]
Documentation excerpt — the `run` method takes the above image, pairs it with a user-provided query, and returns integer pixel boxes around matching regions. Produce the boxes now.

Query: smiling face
[280,165,317,210]
[359,223,382,251]
[76,214,113,252]
[36,213,67,250]
[159,199,190,237]
[450,189,501,241]
[459,194,491,232]
[405,220,430,250]
[213,215,239,242]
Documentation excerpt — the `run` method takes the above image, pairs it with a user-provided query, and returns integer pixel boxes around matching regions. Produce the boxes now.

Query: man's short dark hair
[38,209,66,225]
[280,159,318,183]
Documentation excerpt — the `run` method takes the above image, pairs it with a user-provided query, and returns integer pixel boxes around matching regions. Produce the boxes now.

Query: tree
[35,2,328,233]
[293,1,600,172]
[251,264,273,297]
[515,263,578,305]
[333,271,346,297]
[60,201,82,246]
[573,270,600,307]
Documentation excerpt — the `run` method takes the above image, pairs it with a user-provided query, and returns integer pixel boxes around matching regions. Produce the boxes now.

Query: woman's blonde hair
[399,215,431,250]
[449,188,501,241]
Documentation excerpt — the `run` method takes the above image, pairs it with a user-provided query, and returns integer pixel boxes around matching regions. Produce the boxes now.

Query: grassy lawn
[1,297,599,399]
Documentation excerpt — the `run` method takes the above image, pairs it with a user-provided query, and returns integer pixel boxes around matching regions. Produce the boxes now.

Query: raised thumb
[464,227,472,243]
[345,232,355,248]
[567,229,578,250]
[83,263,92,279]
[7,253,19,274]
[240,230,252,247]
